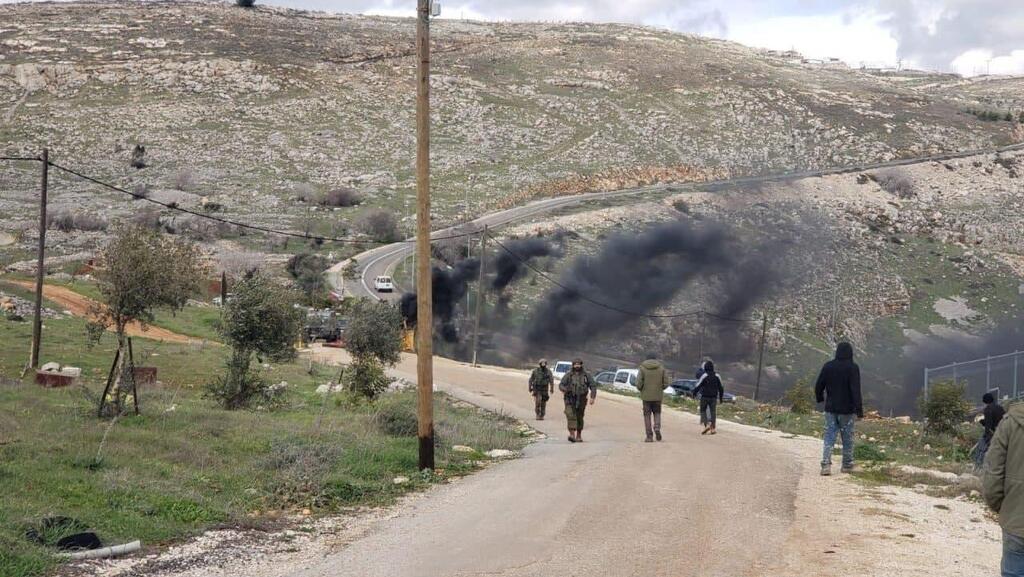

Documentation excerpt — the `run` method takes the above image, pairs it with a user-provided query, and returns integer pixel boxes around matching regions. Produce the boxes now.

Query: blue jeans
[821,413,855,467]
[1004,531,1024,576]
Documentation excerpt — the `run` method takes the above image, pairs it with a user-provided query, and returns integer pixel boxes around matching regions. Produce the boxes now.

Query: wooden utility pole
[30,148,49,369]
[754,312,768,401]
[471,226,488,367]
[415,0,435,471]
[220,271,228,307]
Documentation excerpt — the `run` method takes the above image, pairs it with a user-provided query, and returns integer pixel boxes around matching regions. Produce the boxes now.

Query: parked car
[374,275,394,292]
[612,369,639,392]
[668,378,736,402]
[552,361,572,383]
[594,371,616,386]
[668,378,698,397]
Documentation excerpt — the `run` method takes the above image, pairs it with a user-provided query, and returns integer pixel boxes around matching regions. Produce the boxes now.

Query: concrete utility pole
[415,0,435,471]
[30,148,49,369]
[471,226,488,367]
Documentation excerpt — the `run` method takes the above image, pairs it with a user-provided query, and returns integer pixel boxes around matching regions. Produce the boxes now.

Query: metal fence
[924,350,1024,403]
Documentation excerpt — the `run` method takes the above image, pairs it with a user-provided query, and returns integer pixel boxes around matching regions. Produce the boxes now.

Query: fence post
[923,367,929,402]
[987,356,992,391]
[754,312,767,401]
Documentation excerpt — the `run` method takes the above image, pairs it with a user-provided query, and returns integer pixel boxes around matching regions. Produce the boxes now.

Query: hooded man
[692,360,724,435]
[814,341,863,476]
[975,392,1007,469]
[984,403,1024,576]
[528,359,554,420]
[637,353,669,442]
[559,358,596,443]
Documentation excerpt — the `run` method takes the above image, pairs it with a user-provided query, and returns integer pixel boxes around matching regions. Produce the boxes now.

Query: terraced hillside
[1,0,1020,268]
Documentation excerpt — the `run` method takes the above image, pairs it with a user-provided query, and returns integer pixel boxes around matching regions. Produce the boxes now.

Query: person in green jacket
[528,359,554,420]
[984,403,1024,576]
[636,353,669,442]
[559,359,596,443]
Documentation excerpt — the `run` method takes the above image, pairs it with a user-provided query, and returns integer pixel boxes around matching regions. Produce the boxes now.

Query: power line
[45,161,480,246]
[0,155,41,161]
[487,231,705,320]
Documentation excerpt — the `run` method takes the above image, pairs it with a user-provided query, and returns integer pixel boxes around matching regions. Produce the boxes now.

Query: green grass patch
[0,310,528,577]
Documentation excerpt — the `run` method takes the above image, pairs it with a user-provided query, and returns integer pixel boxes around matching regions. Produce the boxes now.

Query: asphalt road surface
[291,352,801,577]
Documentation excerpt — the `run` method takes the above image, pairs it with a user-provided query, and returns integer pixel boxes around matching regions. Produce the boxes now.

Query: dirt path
[73,349,1002,577]
[5,280,199,344]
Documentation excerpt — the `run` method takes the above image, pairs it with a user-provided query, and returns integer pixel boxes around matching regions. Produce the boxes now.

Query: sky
[263,0,1024,76]
[1,0,1020,76]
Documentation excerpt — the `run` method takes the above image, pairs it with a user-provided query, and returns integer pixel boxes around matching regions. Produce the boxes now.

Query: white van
[374,276,394,293]
[552,361,572,383]
[612,369,639,392]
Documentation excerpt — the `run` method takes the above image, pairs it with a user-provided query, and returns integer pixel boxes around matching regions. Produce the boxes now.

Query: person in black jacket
[693,360,724,435]
[814,342,863,476]
[974,392,1007,469]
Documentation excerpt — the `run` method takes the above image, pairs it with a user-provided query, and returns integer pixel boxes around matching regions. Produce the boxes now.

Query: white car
[374,275,394,293]
[612,369,639,392]
[552,361,572,384]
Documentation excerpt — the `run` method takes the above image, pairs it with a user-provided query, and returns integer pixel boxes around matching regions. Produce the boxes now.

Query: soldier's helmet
[539,359,547,366]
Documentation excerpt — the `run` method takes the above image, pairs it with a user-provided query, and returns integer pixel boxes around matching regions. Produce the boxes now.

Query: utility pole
[30,148,49,369]
[697,310,706,366]
[415,0,435,472]
[754,312,768,401]
[220,271,228,307]
[471,226,488,367]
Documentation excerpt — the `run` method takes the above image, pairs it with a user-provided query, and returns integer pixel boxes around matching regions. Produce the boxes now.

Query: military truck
[303,309,347,344]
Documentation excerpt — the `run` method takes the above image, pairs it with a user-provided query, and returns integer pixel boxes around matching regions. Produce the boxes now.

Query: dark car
[669,378,736,403]
[595,371,617,386]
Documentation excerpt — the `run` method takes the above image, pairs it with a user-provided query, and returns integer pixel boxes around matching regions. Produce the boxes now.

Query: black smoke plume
[400,258,480,342]
[491,234,564,291]
[525,221,733,345]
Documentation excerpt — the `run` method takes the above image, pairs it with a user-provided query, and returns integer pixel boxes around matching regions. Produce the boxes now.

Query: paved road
[294,351,800,577]
[329,142,1024,302]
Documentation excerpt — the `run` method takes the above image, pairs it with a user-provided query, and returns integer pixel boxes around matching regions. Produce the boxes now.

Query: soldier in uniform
[559,358,597,443]
[528,359,554,420]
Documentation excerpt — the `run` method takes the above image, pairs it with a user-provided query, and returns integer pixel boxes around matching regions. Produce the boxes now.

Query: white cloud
[950,49,1024,77]
[727,9,900,69]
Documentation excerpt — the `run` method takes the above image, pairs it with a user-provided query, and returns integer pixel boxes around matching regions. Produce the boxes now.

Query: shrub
[1006,112,1015,122]
[130,206,163,230]
[784,379,816,414]
[431,237,468,266]
[373,395,419,436]
[672,199,690,214]
[345,299,403,398]
[294,182,317,203]
[47,209,109,232]
[130,144,146,169]
[320,187,363,208]
[920,381,970,436]
[132,183,150,199]
[173,169,196,192]
[356,209,402,242]
[236,0,256,6]
[263,438,341,507]
[874,170,916,199]
[854,442,891,462]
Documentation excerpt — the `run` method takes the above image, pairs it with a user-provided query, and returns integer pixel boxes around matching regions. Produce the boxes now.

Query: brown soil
[5,280,199,344]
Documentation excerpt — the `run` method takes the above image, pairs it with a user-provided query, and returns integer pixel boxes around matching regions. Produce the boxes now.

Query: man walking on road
[983,402,1024,576]
[637,353,668,442]
[560,358,596,443]
[814,341,863,476]
[693,360,724,435]
[528,359,554,420]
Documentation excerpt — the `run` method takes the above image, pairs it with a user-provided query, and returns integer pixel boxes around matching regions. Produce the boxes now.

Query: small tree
[344,300,403,398]
[356,209,402,243]
[130,144,146,169]
[920,381,970,436]
[285,252,329,305]
[784,378,816,414]
[209,272,303,409]
[90,225,206,415]
[236,0,256,6]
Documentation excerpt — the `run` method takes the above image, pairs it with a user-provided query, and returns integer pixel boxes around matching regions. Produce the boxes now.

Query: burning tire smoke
[400,258,480,342]
[491,234,565,291]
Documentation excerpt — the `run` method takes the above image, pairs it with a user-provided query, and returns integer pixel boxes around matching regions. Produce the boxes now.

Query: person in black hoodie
[974,392,1007,469]
[814,342,863,476]
[692,360,724,435]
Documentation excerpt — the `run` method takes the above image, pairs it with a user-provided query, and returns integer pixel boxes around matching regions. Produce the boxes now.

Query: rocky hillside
[1,0,1021,268]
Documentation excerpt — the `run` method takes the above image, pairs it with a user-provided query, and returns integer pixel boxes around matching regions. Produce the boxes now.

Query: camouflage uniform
[528,364,554,419]
[560,368,596,432]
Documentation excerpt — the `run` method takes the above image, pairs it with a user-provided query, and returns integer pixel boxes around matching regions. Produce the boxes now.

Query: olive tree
[90,225,206,415]
[344,300,403,398]
[208,272,303,409]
